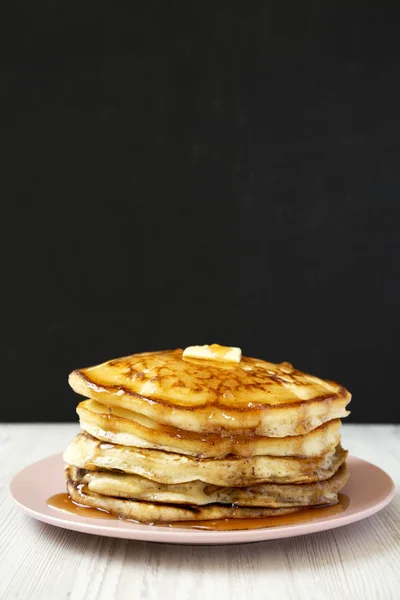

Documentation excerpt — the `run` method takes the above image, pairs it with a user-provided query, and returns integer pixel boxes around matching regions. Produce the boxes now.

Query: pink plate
[10,454,395,545]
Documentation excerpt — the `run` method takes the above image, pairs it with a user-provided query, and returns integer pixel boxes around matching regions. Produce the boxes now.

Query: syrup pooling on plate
[46,493,349,530]
[164,495,350,530]
[47,493,116,519]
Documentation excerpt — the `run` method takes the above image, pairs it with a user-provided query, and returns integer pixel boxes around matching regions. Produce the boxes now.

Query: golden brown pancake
[69,349,351,436]
[64,432,348,486]
[65,346,351,525]
[77,399,343,458]
[66,463,349,508]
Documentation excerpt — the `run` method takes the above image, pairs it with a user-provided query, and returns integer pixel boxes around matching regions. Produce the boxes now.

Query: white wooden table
[1,424,399,600]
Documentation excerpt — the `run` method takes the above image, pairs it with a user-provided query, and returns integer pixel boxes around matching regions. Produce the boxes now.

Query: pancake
[65,345,351,526]
[65,476,300,522]
[63,433,348,486]
[77,399,342,458]
[69,349,351,436]
[66,463,349,508]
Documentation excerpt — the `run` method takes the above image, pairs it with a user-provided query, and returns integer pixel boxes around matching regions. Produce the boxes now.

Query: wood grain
[1,425,399,600]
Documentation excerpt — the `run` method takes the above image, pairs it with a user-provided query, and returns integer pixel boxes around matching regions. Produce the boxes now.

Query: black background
[3,2,400,422]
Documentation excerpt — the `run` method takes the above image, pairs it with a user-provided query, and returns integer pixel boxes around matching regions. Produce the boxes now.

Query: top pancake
[69,349,351,436]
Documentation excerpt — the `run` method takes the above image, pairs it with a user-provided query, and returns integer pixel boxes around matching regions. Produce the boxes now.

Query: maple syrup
[163,494,350,530]
[47,493,116,520]
[47,493,349,530]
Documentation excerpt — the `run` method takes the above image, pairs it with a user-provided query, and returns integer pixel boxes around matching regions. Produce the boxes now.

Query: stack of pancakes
[64,347,351,524]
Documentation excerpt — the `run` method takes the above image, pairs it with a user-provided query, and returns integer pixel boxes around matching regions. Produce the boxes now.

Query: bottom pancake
[66,463,349,508]
[65,477,301,522]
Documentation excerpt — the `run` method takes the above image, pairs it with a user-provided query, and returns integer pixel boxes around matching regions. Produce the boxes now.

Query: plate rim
[9,453,395,545]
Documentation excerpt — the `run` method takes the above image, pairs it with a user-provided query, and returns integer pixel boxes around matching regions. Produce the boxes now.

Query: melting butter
[183,344,242,364]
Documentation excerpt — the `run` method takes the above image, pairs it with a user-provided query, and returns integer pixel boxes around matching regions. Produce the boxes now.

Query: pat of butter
[183,344,242,363]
